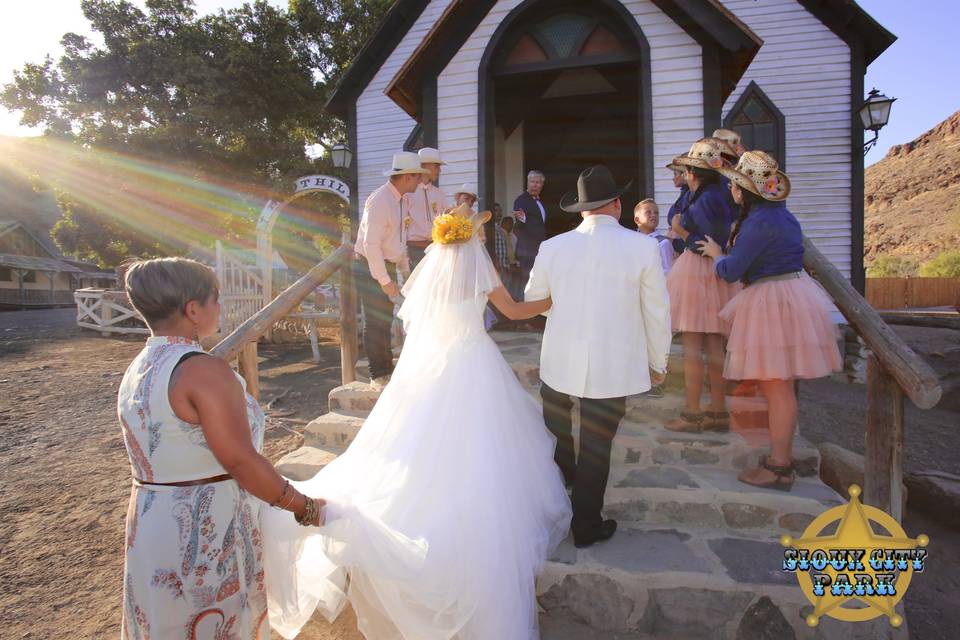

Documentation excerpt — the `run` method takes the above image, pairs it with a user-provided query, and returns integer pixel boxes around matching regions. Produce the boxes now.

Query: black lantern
[331,143,352,169]
[858,88,896,155]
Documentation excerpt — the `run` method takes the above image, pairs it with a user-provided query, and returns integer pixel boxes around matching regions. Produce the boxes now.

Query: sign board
[294,175,350,202]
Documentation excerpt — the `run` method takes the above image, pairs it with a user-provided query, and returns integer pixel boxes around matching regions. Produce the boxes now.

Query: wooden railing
[803,238,943,522]
[74,288,150,336]
[210,237,358,395]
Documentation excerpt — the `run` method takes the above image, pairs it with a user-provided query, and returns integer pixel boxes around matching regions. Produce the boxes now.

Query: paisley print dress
[117,336,268,640]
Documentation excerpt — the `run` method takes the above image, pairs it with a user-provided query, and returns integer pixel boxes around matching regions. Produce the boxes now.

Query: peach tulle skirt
[719,275,843,381]
[666,250,742,334]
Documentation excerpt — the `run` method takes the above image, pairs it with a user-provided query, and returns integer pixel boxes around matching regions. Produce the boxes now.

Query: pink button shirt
[356,181,408,285]
[402,182,449,242]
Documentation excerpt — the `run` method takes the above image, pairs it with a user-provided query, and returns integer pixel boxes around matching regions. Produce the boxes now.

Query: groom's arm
[523,248,551,317]
[638,246,671,374]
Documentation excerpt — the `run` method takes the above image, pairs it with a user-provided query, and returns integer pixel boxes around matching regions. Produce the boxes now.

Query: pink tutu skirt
[666,250,742,334]
[719,275,842,381]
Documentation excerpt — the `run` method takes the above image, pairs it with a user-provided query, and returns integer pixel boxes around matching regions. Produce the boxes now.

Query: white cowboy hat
[383,151,430,177]
[418,147,446,165]
[717,150,791,202]
[454,183,478,199]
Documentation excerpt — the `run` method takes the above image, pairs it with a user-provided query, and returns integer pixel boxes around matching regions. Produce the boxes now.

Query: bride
[263,204,572,639]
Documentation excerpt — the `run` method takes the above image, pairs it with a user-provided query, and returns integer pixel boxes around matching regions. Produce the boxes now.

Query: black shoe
[573,519,618,548]
[643,384,665,399]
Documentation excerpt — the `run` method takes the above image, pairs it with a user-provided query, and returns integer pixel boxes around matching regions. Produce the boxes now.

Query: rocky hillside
[864,110,960,267]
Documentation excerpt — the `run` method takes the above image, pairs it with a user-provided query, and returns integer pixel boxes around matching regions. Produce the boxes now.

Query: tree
[1,0,389,266]
[919,249,960,278]
[866,255,918,278]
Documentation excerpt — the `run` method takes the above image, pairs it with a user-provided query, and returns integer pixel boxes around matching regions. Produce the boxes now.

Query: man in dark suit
[512,170,548,292]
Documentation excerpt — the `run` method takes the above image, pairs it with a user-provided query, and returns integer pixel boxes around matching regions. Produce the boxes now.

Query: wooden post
[237,342,261,401]
[802,237,942,409]
[864,354,905,522]
[339,231,359,385]
[101,294,113,337]
[211,244,353,363]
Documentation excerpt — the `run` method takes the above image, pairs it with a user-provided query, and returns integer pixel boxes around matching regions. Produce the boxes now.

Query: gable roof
[325,0,432,119]
[0,219,60,260]
[327,0,895,121]
[385,0,762,120]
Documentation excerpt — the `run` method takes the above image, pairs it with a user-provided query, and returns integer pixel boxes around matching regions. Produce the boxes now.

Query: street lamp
[331,143,352,169]
[858,88,896,156]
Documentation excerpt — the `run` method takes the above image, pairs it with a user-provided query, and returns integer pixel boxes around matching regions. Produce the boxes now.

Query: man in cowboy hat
[402,147,449,271]
[525,165,672,548]
[355,151,428,390]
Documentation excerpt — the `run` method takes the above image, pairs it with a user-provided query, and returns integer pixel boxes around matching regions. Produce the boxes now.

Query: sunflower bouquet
[432,212,475,245]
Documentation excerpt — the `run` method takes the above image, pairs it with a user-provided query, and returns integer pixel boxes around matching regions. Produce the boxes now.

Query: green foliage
[919,249,960,278]
[866,255,919,278]
[1,0,389,266]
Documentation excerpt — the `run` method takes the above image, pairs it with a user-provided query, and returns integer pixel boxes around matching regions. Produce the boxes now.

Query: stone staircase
[276,332,908,640]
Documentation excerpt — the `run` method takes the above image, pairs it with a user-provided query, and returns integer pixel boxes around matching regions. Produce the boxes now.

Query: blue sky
[1,1,958,166]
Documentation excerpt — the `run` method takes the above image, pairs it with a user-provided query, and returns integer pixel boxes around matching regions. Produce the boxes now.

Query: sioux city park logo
[781,484,928,628]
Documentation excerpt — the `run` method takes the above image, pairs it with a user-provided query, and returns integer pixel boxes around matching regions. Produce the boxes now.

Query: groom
[525,165,672,548]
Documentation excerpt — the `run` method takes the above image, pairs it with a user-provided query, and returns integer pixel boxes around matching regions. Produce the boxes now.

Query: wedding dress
[262,231,572,639]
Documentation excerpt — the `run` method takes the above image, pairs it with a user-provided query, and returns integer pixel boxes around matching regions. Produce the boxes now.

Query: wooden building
[0,220,115,308]
[327,0,894,290]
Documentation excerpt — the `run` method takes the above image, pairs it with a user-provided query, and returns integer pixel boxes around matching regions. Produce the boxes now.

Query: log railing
[802,237,943,522]
[210,236,358,396]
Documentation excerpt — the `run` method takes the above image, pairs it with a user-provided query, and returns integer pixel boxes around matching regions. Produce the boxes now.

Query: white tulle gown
[262,233,572,640]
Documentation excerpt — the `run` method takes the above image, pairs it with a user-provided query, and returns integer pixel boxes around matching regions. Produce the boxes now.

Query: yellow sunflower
[432,213,474,245]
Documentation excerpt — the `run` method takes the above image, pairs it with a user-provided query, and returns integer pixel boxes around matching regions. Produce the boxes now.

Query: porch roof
[0,253,83,273]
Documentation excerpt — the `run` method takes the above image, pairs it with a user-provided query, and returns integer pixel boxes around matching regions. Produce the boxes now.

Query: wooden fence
[866,277,960,310]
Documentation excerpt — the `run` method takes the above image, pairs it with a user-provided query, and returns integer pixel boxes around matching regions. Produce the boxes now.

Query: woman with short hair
[117,257,324,639]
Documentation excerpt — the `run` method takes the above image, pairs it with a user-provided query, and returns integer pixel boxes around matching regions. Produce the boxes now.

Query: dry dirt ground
[0,308,957,639]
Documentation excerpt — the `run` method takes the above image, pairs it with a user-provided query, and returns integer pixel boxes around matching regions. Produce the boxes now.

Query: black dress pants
[356,260,397,380]
[540,381,627,533]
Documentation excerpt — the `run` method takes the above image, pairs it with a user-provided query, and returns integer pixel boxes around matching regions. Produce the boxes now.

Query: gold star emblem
[781,484,928,627]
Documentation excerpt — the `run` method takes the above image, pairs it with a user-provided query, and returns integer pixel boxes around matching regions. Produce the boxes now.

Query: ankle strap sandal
[664,410,705,433]
[740,454,795,492]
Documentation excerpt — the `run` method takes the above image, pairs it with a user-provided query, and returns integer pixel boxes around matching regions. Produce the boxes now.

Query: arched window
[495,6,638,73]
[724,81,786,168]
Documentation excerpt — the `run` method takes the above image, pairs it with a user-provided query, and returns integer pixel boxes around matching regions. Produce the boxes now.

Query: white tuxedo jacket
[525,214,671,399]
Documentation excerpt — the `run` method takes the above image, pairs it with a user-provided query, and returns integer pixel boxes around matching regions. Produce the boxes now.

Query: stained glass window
[725,83,785,167]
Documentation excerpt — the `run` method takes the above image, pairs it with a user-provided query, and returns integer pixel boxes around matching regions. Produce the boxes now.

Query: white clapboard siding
[355,0,453,209]
[721,0,852,276]
[436,0,703,211]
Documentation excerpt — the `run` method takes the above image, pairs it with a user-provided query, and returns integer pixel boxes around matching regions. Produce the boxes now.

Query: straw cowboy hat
[665,156,685,172]
[383,151,430,177]
[560,165,632,213]
[712,128,747,158]
[717,150,791,202]
[454,183,478,199]
[671,138,727,172]
[418,147,446,165]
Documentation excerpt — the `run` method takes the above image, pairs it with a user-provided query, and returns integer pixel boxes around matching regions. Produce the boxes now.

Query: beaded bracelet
[270,479,290,508]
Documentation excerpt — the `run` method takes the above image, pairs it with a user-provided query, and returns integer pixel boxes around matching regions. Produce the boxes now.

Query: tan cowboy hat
[418,147,446,165]
[672,138,727,172]
[383,151,430,177]
[717,150,791,202]
[665,156,687,172]
[712,128,747,158]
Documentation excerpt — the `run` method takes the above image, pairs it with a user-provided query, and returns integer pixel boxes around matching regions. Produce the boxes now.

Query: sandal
[664,411,705,433]
[703,410,730,432]
[738,455,795,492]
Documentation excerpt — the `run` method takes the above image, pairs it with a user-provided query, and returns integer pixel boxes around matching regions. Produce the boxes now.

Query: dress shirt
[403,182,448,242]
[643,231,675,275]
[535,198,546,222]
[356,181,408,285]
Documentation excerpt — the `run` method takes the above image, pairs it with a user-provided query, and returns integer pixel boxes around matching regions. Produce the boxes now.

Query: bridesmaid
[698,151,842,490]
[117,258,325,639]
[665,138,741,433]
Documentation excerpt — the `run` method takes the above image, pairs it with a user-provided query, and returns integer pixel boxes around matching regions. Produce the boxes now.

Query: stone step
[537,521,906,640]
[303,411,366,449]
[328,381,382,413]
[275,445,342,481]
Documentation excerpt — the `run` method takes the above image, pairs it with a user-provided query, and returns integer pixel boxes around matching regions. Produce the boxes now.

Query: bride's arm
[488,286,551,320]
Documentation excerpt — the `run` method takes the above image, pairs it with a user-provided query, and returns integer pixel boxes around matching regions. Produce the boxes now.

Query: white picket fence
[215,241,266,336]
[74,288,149,336]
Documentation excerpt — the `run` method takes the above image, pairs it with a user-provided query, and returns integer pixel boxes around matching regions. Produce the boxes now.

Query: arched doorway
[479,0,653,234]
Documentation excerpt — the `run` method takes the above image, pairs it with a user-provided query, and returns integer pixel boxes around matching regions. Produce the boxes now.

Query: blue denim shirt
[715,200,804,284]
[674,182,736,256]
[667,185,689,227]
